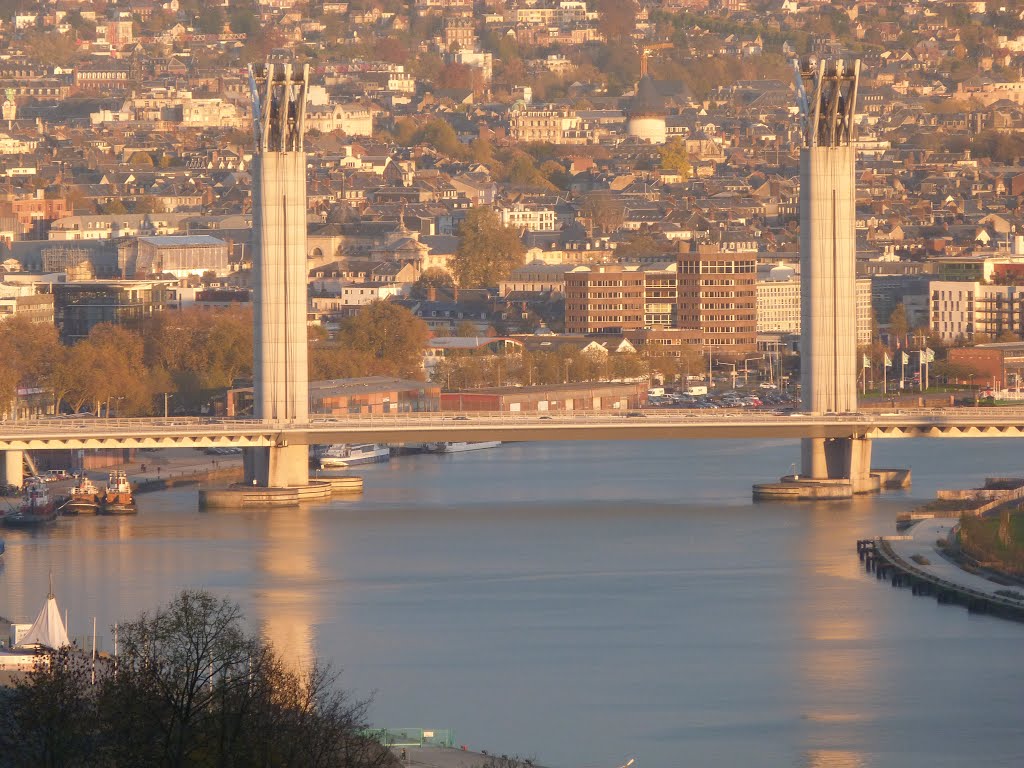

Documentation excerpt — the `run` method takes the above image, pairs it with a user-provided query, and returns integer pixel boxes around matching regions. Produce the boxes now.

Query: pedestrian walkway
[886,519,1017,597]
[108,448,243,488]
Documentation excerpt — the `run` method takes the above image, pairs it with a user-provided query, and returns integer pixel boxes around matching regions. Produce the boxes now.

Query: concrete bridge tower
[794,57,873,492]
[753,58,888,499]
[245,61,311,488]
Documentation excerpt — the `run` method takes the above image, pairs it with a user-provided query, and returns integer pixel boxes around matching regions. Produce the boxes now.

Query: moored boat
[64,475,101,514]
[316,444,391,468]
[100,470,137,515]
[3,479,58,527]
[427,441,502,454]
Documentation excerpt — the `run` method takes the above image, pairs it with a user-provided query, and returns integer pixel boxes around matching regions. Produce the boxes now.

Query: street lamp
[742,355,765,386]
[163,392,173,418]
[720,362,738,390]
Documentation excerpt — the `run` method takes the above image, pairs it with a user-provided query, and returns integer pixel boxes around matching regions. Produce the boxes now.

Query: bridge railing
[2,407,1024,435]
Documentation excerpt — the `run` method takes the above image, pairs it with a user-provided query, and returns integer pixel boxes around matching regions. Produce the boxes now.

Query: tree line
[0,590,396,768]
[0,301,431,418]
[430,343,706,390]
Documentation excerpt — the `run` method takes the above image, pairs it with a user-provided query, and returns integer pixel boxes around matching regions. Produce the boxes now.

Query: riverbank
[107,449,243,492]
[859,520,1024,620]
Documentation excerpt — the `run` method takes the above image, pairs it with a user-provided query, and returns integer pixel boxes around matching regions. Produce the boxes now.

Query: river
[2,439,1024,768]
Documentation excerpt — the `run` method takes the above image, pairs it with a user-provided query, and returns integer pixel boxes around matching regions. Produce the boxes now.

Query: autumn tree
[410,267,455,299]
[334,300,430,379]
[415,119,465,159]
[595,0,639,42]
[888,304,909,342]
[133,195,165,214]
[657,137,692,178]
[67,323,154,416]
[453,206,526,287]
[141,306,253,409]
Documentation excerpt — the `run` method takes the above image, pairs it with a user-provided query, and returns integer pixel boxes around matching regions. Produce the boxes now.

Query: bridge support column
[244,444,309,489]
[1,450,23,490]
[800,436,872,486]
[800,436,876,490]
[849,436,876,494]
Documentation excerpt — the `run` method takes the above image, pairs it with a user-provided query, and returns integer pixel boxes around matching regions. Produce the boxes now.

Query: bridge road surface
[2,408,1024,450]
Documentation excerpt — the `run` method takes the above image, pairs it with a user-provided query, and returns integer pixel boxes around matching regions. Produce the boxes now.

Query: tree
[134,196,165,214]
[335,301,430,379]
[595,0,639,42]
[453,206,526,287]
[455,320,479,338]
[128,151,154,168]
[142,306,253,409]
[415,119,464,159]
[69,323,153,416]
[616,234,670,261]
[4,645,99,765]
[410,267,454,299]
[196,5,225,33]
[2,591,394,768]
[580,191,625,235]
[657,137,692,178]
[100,199,127,215]
[888,304,909,342]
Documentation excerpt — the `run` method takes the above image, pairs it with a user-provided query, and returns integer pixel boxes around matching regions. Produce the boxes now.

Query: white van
[45,469,70,481]
[647,387,666,398]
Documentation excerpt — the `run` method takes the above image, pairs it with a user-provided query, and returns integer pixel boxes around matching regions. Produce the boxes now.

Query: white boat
[428,441,502,454]
[316,444,391,468]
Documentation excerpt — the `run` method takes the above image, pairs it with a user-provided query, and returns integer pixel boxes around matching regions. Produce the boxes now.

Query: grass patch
[960,511,1024,575]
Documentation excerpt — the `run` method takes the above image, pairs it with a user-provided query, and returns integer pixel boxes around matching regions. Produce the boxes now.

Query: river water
[3,439,1024,768]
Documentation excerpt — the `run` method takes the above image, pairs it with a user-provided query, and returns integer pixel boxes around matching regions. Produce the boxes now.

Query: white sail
[19,588,70,650]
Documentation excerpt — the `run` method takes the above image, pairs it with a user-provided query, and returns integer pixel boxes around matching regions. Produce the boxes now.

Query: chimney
[428,284,436,302]
[453,286,459,302]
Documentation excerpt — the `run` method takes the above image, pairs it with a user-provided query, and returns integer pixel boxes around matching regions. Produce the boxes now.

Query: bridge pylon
[244,60,312,488]
[755,57,907,500]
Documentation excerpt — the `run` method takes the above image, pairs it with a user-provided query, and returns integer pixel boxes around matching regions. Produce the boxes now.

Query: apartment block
[565,265,645,334]
[931,280,1024,343]
[677,242,757,351]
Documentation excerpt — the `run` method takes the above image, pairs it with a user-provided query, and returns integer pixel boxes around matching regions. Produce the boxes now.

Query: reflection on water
[257,507,317,670]
[802,750,868,768]
[2,440,1024,768]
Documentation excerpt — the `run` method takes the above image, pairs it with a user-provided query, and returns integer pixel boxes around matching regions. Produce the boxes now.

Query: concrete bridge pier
[799,436,879,495]
[1,450,23,490]
[243,444,310,489]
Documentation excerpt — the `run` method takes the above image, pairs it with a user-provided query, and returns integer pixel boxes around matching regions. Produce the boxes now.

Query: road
[1,407,1024,450]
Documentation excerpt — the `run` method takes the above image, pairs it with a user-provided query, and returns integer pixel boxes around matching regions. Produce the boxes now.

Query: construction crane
[638,42,673,78]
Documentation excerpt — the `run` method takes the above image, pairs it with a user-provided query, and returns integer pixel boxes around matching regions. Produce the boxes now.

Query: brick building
[677,242,757,352]
[565,264,645,334]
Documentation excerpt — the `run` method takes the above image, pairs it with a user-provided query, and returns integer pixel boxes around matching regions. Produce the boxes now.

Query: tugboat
[100,470,137,515]
[3,479,59,527]
[64,475,101,514]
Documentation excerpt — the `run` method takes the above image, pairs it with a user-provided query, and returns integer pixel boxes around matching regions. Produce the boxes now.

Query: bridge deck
[0,408,1023,450]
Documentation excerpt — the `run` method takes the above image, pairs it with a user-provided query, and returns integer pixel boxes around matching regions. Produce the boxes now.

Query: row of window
[679,263,756,274]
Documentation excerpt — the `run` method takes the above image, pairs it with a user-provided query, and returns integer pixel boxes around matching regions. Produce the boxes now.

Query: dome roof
[629,75,666,118]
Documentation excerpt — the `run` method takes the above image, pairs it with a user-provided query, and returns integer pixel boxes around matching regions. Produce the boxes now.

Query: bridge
[0,58,1007,501]
[2,409,1024,452]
